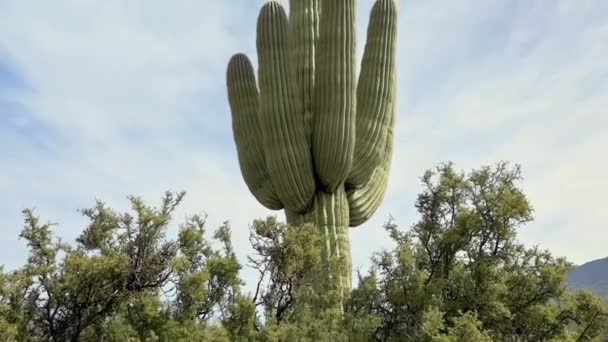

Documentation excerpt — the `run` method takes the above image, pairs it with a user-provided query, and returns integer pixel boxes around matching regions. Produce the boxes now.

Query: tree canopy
[1,163,606,341]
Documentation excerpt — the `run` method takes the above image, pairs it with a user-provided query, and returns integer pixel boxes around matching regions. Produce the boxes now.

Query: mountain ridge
[569,256,608,301]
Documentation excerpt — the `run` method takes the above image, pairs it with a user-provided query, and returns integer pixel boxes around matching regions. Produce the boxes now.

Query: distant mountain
[569,257,608,301]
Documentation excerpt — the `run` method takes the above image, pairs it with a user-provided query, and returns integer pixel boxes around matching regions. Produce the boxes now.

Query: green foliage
[345,162,608,341]
[0,192,244,341]
[0,267,19,341]
[1,163,606,341]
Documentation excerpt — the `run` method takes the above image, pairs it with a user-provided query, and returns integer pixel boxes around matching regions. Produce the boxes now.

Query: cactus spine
[227,0,397,295]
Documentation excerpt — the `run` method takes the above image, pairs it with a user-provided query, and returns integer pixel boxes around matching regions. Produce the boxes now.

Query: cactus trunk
[227,0,398,300]
[285,187,351,298]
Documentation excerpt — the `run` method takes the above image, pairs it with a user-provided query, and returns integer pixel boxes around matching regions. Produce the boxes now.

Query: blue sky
[1,0,607,290]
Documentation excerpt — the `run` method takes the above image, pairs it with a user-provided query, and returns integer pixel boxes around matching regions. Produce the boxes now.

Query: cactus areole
[227,0,397,295]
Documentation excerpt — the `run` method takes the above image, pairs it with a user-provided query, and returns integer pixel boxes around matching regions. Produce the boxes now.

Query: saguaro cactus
[227,0,397,295]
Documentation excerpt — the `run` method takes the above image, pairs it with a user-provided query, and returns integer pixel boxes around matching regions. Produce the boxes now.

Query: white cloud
[378,0,608,265]
[0,0,269,274]
[0,1,606,296]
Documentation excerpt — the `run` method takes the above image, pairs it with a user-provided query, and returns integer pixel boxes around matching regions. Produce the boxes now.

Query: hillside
[569,257,608,301]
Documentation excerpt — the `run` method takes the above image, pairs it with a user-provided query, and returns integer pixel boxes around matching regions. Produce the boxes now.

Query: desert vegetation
[1,163,606,341]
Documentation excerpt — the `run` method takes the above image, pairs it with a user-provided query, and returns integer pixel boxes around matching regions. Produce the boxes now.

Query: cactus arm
[312,0,357,192]
[348,108,394,227]
[347,0,398,187]
[257,1,316,213]
[289,0,319,139]
[227,54,283,210]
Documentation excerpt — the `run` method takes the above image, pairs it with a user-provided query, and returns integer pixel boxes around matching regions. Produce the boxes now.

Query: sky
[0,0,607,292]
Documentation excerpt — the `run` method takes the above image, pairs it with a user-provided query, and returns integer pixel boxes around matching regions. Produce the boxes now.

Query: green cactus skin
[285,186,351,300]
[312,0,357,191]
[227,54,283,210]
[288,0,319,139]
[347,0,398,186]
[348,110,394,227]
[226,0,398,297]
[314,186,351,298]
[256,2,317,213]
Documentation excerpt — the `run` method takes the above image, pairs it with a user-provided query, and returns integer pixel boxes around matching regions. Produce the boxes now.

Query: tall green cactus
[227,0,397,295]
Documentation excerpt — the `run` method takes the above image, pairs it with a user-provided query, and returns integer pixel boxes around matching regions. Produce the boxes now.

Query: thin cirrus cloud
[0,0,606,293]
